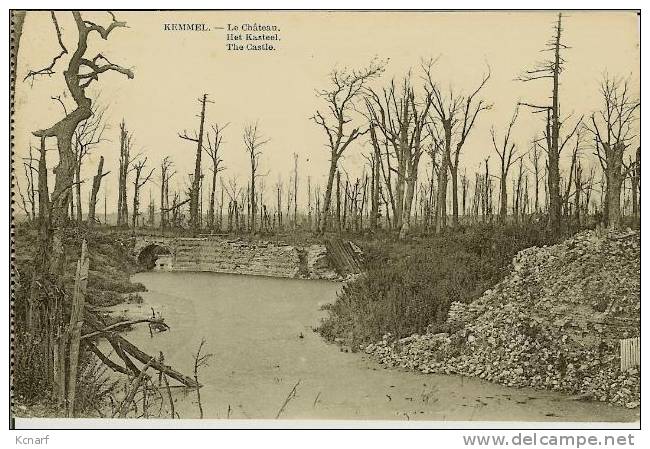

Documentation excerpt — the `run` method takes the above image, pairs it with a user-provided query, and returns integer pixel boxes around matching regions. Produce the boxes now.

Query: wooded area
[15,13,639,240]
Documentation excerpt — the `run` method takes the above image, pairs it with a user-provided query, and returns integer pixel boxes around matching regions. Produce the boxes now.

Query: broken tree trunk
[87,156,107,225]
[81,304,199,391]
[66,239,89,417]
[85,341,131,376]
[50,235,67,407]
[115,335,200,388]
[116,358,153,418]
[107,335,141,375]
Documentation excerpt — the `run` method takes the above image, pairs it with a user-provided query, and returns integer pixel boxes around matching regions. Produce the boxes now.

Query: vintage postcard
[9,9,640,430]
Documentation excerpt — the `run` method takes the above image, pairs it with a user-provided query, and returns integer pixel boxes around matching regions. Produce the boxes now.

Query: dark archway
[137,244,171,270]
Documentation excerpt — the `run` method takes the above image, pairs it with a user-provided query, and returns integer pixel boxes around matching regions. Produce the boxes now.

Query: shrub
[318,222,558,349]
[13,331,51,406]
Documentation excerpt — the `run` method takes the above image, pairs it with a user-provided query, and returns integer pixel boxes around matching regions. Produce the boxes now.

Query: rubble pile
[365,229,640,408]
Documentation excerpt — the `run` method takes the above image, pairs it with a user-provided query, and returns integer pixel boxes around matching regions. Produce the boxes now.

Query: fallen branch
[275,379,301,419]
[84,341,131,376]
[80,318,169,340]
[116,335,200,388]
[107,335,141,376]
[162,197,190,213]
[115,358,153,418]
[82,312,198,388]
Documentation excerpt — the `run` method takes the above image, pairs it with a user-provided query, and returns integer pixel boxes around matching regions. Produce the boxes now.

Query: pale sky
[13,10,640,214]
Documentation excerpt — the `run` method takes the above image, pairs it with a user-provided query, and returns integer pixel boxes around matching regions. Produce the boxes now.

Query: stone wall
[171,238,301,278]
[138,236,360,280]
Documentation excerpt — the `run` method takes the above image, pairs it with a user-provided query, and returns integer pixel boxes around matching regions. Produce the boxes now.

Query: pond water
[117,271,637,423]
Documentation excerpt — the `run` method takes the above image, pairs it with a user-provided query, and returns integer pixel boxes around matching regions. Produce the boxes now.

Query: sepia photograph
[8,7,641,433]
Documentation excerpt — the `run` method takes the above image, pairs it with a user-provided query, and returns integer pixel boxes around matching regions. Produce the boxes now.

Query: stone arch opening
[137,243,172,270]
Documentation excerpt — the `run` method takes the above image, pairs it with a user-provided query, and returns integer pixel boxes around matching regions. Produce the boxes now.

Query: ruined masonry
[134,236,361,280]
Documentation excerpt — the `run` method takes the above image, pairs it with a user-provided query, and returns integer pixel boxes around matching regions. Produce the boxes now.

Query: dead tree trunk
[530,140,541,213]
[519,14,576,235]
[159,157,174,231]
[547,15,563,234]
[588,75,639,229]
[117,120,131,227]
[131,159,154,229]
[632,147,640,220]
[335,171,341,231]
[204,123,226,230]
[574,161,582,228]
[312,61,384,233]
[293,153,298,228]
[66,240,89,417]
[87,156,108,225]
[27,12,133,225]
[179,94,211,233]
[368,125,381,230]
[491,106,519,223]
[243,122,269,234]
[514,158,524,224]
[605,143,625,228]
[436,121,452,232]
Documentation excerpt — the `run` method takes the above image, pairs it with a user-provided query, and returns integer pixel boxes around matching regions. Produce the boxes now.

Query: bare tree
[307,176,313,230]
[179,94,212,233]
[147,190,155,227]
[561,129,584,219]
[491,105,520,222]
[513,157,525,223]
[26,11,133,224]
[116,120,136,227]
[70,101,108,222]
[15,177,31,222]
[631,146,640,220]
[87,156,109,225]
[286,172,293,229]
[426,62,492,229]
[460,168,469,218]
[573,159,583,228]
[423,131,442,230]
[586,74,640,228]
[222,176,240,232]
[292,153,299,228]
[311,59,385,232]
[18,146,38,221]
[518,12,581,234]
[131,158,155,228]
[203,123,228,230]
[365,65,433,238]
[159,157,175,230]
[243,122,269,234]
[528,138,543,213]
[365,121,382,231]
[275,177,283,230]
